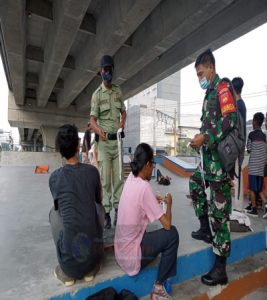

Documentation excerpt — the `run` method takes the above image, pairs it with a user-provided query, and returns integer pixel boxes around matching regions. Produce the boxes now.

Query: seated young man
[49,124,103,286]
[115,143,179,300]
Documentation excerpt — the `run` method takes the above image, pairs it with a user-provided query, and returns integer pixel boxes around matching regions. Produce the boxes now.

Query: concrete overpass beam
[26,0,53,21]
[113,0,235,85]
[8,91,89,131]
[121,0,267,100]
[36,0,92,107]
[75,0,234,111]
[0,0,26,105]
[57,0,161,109]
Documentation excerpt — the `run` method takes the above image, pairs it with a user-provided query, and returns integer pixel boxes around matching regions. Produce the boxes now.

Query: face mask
[199,77,210,90]
[101,71,113,84]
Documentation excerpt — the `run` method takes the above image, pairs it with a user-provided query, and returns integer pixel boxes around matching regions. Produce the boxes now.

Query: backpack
[85,287,138,300]
[158,177,171,186]
[217,78,246,197]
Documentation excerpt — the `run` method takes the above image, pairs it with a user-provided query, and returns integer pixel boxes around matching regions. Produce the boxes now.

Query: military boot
[201,255,228,286]
[104,213,111,229]
[191,215,212,243]
[113,208,118,226]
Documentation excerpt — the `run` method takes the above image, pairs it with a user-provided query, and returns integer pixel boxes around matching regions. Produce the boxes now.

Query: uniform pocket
[114,99,122,118]
[99,101,110,119]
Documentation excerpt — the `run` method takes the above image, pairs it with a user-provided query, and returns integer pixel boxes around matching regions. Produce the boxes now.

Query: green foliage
[177,139,195,155]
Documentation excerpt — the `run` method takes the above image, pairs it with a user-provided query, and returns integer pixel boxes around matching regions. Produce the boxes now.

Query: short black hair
[253,112,264,127]
[55,124,79,159]
[130,143,153,176]
[232,77,244,94]
[195,49,215,68]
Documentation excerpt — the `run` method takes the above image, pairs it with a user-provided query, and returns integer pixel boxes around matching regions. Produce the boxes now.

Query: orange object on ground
[35,165,49,174]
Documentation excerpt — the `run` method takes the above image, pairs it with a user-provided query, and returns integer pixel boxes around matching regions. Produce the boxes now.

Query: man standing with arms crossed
[189,49,237,286]
[90,55,126,229]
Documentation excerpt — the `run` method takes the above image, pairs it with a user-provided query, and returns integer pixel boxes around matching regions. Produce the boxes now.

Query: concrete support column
[40,126,58,152]
[33,135,37,152]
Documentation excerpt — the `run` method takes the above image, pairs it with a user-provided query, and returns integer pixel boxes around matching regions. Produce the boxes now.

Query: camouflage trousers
[189,171,232,257]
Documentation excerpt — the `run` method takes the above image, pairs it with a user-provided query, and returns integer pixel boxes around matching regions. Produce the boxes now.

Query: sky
[0,23,267,134]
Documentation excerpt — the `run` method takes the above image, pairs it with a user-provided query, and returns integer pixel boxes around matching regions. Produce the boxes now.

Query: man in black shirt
[232,77,247,211]
[49,124,103,286]
[232,77,246,137]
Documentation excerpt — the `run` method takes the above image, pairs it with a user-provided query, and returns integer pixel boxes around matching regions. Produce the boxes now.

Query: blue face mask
[199,77,210,90]
[101,71,113,84]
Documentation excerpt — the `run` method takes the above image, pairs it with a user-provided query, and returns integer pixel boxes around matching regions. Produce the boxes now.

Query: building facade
[124,71,199,155]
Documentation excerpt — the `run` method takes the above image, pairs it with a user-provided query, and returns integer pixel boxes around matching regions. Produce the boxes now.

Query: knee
[49,207,55,223]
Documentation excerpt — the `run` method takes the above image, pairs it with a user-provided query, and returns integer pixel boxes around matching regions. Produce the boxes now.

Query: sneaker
[150,283,172,300]
[84,264,101,282]
[104,213,111,229]
[246,207,258,217]
[113,208,118,226]
[262,206,267,219]
[54,265,75,286]
[244,204,252,212]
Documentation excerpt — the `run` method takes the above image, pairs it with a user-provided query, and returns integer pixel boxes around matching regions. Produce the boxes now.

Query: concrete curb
[49,231,266,300]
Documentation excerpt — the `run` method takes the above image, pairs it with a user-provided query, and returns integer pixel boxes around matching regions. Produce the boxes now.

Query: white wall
[0,151,62,167]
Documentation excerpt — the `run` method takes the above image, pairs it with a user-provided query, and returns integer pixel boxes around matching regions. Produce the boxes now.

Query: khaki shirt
[90,83,126,133]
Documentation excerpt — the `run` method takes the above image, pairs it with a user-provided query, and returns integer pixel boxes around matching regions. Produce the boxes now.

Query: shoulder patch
[218,81,236,116]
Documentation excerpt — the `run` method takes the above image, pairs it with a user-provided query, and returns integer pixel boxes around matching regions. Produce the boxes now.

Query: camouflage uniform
[189,74,237,257]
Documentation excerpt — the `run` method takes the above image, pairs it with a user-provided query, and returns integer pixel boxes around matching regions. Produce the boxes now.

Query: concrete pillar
[33,135,36,152]
[40,125,58,152]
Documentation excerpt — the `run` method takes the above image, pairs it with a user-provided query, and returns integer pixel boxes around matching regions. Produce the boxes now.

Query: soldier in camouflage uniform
[189,49,237,286]
[90,55,126,229]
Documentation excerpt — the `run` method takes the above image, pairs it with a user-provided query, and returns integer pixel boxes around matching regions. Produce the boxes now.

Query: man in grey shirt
[49,124,103,286]
[246,113,267,218]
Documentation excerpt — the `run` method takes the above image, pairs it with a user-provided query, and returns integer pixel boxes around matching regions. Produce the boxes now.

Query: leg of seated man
[140,226,179,283]
[49,208,75,286]
[49,207,63,245]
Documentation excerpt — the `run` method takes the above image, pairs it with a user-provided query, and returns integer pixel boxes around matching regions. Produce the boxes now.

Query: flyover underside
[1,0,267,143]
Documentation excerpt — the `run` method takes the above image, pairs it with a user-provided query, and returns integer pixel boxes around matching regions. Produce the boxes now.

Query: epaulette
[92,85,102,102]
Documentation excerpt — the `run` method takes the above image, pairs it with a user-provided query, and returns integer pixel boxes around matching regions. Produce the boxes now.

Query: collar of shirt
[206,74,220,93]
[101,82,116,93]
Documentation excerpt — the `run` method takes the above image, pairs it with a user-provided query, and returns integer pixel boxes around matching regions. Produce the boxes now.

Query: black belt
[105,132,117,140]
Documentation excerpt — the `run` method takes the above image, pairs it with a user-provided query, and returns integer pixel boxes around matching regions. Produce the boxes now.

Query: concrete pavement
[0,164,266,299]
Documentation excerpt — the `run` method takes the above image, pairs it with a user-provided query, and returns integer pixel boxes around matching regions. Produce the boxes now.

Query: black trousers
[140,226,179,283]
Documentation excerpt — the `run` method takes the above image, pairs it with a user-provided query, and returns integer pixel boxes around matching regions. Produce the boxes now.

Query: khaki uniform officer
[90,55,126,229]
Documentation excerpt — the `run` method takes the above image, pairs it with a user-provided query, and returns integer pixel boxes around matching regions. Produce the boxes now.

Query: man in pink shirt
[115,143,179,300]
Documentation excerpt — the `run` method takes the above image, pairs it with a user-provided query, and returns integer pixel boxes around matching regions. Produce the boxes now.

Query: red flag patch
[218,81,236,116]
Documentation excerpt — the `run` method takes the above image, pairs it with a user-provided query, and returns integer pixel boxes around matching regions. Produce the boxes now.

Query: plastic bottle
[160,200,167,213]
[164,278,172,294]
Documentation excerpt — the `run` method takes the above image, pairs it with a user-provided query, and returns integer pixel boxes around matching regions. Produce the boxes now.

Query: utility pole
[177,73,181,155]
[153,96,156,155]
[173,108,177,155]
[265,85,267,130]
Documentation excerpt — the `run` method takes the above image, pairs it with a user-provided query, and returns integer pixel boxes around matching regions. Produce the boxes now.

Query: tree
[177,139,196,155]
